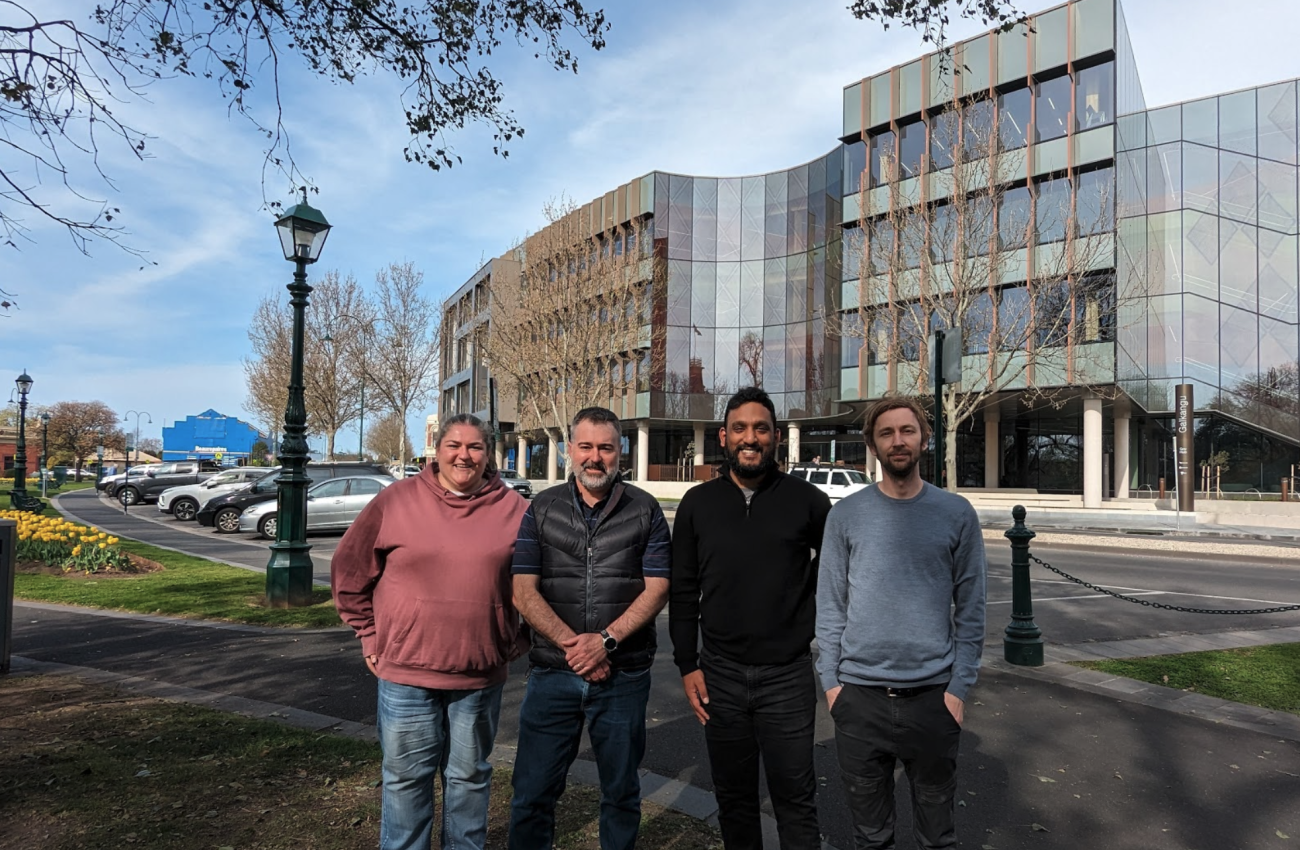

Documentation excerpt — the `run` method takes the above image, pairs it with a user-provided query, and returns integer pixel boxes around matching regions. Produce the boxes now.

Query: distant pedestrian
[670,387,832,849]
[817,396,986,850]
[508,406,671,850]
[332,413,528,850]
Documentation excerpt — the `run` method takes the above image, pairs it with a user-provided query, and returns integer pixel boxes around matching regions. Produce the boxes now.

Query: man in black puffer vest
[508,407,671,850]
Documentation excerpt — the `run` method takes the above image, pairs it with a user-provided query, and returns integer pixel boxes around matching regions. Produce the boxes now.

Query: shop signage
[1174,384,1194,512]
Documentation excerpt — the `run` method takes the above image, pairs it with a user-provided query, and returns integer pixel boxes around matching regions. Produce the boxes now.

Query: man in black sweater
[670,387,833,850]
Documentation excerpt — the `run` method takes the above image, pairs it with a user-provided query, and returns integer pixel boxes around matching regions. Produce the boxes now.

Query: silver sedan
[239,474,394,539]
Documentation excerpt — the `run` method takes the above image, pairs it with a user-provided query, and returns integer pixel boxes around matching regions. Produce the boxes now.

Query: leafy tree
[45,401,127,478]
[248,439,272,465]
[0,0,610,267]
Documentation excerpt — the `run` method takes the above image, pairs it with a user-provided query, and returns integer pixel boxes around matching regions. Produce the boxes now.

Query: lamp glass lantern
[274,198,332,263]
[16,372,33,395]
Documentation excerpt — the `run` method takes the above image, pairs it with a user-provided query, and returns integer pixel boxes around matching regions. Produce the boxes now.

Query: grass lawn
[14,539,343,629]
[1073,643,1300,715]
[1,674,723,850]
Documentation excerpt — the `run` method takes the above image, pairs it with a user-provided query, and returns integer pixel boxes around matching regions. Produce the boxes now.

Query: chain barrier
[1027,553,1300,616]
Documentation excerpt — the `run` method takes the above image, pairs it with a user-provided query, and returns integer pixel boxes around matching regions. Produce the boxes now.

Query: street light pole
[268,190,332,608]
[11,372,33,505]
[122,410,152,513]
[39,412,50,499]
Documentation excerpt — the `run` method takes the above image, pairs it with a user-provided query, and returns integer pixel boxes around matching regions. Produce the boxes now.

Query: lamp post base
[265,542,314,608]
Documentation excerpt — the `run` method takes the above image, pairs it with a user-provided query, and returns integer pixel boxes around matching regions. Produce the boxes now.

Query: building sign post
[1174,384,1195,512]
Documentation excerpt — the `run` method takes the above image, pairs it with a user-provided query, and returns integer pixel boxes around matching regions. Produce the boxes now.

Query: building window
[1074,62,1115,131]
[998,87,1031,151]
[963,99,996,160]
[1035,175,1072,244]
[898,118,926,179]
[1076,167,1115,236]
[869,130,896,187]
[929,204,955,263]
[843,139,867,195]
[840,312,863,368]
[1035,74,1072,142]
[998,184,1033,249]
[929,110,957,171]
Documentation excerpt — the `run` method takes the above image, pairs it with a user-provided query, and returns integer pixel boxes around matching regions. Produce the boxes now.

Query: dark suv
[196,462,390,533]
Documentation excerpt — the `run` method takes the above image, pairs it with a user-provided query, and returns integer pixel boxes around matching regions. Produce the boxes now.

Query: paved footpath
[9,494,1300,848]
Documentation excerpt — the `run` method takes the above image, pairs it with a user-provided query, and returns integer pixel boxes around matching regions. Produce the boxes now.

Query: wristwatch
[600,629,618,653]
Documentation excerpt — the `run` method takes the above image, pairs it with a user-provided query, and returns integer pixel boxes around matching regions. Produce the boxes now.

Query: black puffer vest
[529,478,658,671]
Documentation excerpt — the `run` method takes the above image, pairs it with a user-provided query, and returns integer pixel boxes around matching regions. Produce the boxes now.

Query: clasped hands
[563,632,611,682]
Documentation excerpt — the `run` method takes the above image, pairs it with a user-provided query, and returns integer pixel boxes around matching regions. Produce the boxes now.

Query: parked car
[158,467,275,521]
[239,475,394,539]
[787,464,873,501]
[98,463,164,495]
[387,464,422,478]
[195,461,391,533]
[497,468,534,499]
[116,460,225,506]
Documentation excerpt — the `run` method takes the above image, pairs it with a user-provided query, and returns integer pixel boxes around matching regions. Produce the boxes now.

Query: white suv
[788,464,873,502]
[158,467,273,521]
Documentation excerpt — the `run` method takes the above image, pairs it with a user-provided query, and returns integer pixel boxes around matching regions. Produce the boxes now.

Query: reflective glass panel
[843,140,867,196]
[869,130,896,187]
[1074,62,1115,131]
[843,82,863,137]
[1219,90,1257,156]
[1034,74,1071,143]
[1147,211,1182,298]
[667,259,691,325]
[999,285,1031,350]
[1182,97,1217,147]
[739,260,764,328]
[1219,218,1259,311]
[717,178,743,262]
[741,177,765,262]
[1182,143,1219,215]
[866,309,892,365]
[869,218,894,275]
[869,72,893,128]
[999,183,1032,249]
[763,326,786,393]
[1033,6,1068,73]
[1076,167,1114,237]
[765,171,787,258]
[692,178,718,262]
[998,87,1031,151]
[788,166,809,254]
[1219,305,1259,389]
[997,21,1029,84]
[1147,144,1182,214]
[1257,159,1298,234]
[1219,152,1258,226]
[716,262,741,328]
[1147,294,1181,380]
[1182,211,1219,300]
[1258,229,1299,322]
[900,60,923,117]
[843,226,863,282]
[1182,294,1219,387]
[1147,106,1181,146]
[964,291,994,354]
[763,258,786,325]
[898,119,926,179]
[930,110,957,171]
[962,99,995,161]
[840,312,863,368]
[1258,81,1298,164]
[1035,175,1071,244]
[962,35,991,95]
[1117,149,1146,219]
[714,327,739,391]
[691,326,715,393]
[786,321,808,393]
[691,262,716,328]
[668,175,693,260]
[930,204,955,262]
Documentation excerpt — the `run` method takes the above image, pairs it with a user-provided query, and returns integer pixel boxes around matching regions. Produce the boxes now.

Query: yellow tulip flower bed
[3,510,135,574]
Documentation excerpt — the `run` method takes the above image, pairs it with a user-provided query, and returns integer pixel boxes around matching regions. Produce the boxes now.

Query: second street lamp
[39,412,50,498]
[267,190,332,608]
[11,372,33,508]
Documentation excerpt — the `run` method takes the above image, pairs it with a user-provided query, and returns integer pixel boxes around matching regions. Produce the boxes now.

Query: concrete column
[546,433,558,483]
[873,454,883,482]
[516,436,527,474]
[1114,412,1130,500]
[493,439,504,473]
[636,421,650,483]
[693,423,705,467]
[787,422,801,467]
[983,405,1000,489]
[1083,397,1103,509]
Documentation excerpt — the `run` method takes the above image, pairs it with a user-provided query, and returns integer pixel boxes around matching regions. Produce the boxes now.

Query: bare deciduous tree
[305,271,370,459]
[478,200,664,449]
[360,261,441,475]
[365,410,415,464]
[840,93,1114,489]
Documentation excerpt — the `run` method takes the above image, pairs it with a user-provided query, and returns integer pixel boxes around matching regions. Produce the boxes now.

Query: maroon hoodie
[332,465,528,690]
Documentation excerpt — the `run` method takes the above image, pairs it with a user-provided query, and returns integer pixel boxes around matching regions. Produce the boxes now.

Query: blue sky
[2,0,1296,451]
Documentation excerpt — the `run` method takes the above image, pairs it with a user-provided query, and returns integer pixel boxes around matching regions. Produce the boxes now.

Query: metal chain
[1027,554,1300,615]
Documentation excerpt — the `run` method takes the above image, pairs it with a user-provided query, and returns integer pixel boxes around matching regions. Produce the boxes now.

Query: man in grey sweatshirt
[816,396,986,850]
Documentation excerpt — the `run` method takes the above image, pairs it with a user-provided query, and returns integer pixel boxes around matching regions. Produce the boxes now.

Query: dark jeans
[508,666,652,850]
[831,683,962,850]
[700,649,820,850]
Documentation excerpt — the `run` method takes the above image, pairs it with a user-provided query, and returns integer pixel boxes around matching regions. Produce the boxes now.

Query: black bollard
[1003,505,1044,666]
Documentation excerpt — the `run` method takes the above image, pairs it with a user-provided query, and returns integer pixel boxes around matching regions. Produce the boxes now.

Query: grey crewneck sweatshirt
[815,482,986,701]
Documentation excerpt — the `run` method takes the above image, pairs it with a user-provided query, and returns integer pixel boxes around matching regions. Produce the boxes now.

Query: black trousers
[830,683,961,850]
[700,649,820,850]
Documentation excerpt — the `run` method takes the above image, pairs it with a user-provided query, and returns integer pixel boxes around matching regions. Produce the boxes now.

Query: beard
[576,461,618,492]
[877,445,920,481]
[722,442,778,480]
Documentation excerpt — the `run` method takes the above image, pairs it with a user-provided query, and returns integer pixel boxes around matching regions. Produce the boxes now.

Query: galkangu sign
[1174,385,1194,512]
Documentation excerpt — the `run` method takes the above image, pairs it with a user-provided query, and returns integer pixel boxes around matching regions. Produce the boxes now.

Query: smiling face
[569,419,621,498]
[868,406,925,482]
[435,423,490,493]
[719,401,781,485]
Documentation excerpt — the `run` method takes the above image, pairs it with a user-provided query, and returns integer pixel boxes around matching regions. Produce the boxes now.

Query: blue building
[162,409,266,465]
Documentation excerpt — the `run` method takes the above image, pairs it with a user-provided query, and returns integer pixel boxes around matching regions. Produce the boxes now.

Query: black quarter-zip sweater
[669,470,832,675]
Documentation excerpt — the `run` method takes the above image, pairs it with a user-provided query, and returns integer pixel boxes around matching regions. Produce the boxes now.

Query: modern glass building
[441,0,1300,496]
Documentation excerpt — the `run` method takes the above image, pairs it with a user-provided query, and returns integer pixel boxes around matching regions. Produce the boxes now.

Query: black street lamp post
[39,412,50,498]
[268,190,332,607]
[11,372,32,506]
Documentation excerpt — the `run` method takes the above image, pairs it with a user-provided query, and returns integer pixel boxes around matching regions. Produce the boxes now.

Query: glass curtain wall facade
[649,154,845,422]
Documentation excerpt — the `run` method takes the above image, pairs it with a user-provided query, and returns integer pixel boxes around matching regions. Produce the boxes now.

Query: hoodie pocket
[376,596,516,674]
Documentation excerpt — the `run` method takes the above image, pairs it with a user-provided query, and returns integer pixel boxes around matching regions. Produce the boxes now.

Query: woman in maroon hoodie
[333,413,528,850]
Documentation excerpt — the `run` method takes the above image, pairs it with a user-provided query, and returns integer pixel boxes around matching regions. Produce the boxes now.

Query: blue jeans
[508,666,653,850]
[376,678,504,850]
